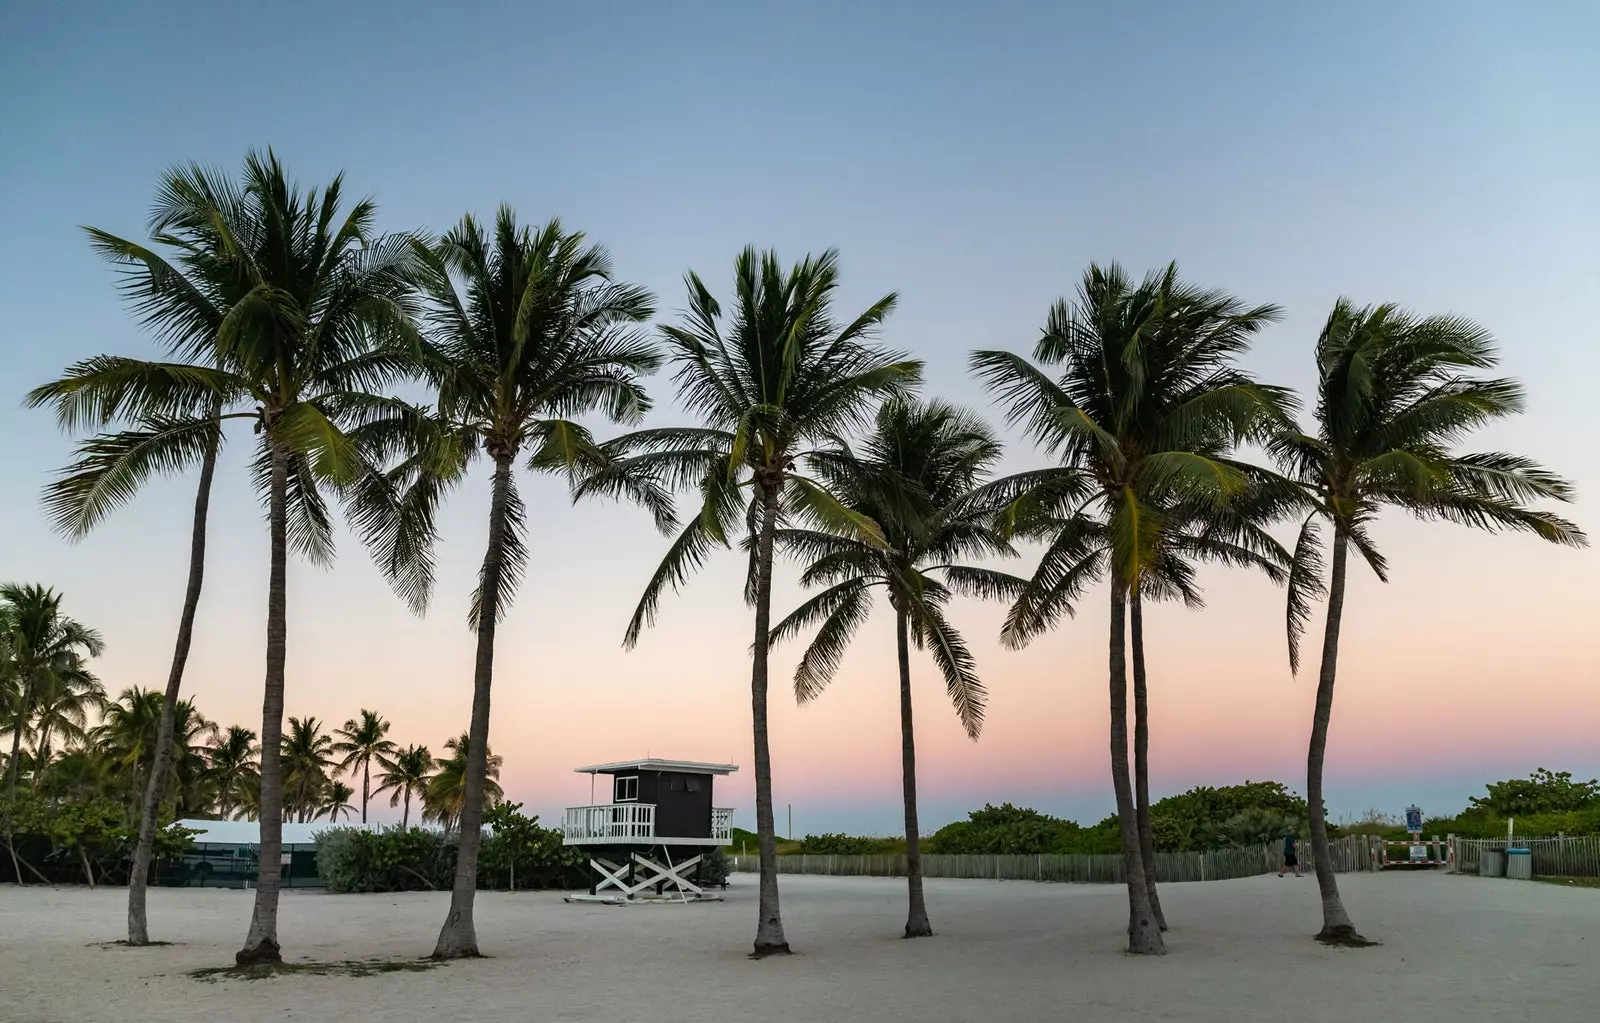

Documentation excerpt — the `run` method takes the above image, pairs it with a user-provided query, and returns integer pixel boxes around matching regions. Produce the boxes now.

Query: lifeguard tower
[561,758,737,903]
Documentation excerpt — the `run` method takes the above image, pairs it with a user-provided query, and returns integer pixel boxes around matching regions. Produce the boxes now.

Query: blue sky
[3,2,1596,834]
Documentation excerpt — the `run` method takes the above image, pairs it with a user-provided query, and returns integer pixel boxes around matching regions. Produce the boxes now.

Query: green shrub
[477,802,586,890]
[1468,769,1600,818]
[925,803,1120,855]
[796,833,899,855]
[701,847,731,886]
[316,827,456,893]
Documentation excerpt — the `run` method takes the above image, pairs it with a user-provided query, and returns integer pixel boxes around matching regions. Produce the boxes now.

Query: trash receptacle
[1506,848,1532,880]
[1480,849,1506,877]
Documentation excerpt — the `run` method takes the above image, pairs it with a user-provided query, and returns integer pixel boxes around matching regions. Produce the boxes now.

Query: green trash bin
[1506,848,1532,880]
[1480,849,1506,877]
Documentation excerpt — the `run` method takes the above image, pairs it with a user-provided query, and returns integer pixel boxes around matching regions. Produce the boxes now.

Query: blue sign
[1405,806,1423,832]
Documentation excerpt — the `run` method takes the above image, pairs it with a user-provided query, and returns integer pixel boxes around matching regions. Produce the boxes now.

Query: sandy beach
[2,872,1594,1023]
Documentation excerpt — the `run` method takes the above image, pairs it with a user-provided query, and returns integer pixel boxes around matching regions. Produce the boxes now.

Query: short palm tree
[30,151,426,963]
[317,781,357,824]
[375,743,433,827]
[1272,300,1586,944]
[281,716,336,824]
[1,585,105,806]
[972,262,1288,953]
[26,167,234,941]
[332,710,396,824]
[25,664,106,785]
[769,398,1025,937]
[206,726,259,820]
[423,733,501,834]
[392,208,657,959]
[580,247,919,957]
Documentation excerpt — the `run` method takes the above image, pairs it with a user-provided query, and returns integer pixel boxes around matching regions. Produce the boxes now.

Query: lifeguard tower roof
[573,758,738,776]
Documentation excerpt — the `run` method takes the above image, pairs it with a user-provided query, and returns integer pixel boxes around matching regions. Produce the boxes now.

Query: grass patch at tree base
[93,940,177,948]
[1314,928,1380,948]
[189,958,443,982]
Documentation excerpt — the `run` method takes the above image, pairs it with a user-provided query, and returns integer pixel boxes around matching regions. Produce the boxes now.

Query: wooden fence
[731,834,1378,884]
[1453,835,1600,878]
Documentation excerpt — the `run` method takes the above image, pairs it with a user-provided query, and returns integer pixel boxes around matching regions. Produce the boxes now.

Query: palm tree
[29,151,426,963]
[26,168,233,941]
[972,263,1287,953]
[332,710,396,824]
[375,744,433,827]
[1,585,105,805]
[281,717,336,824]
[206,726,259,820]
[768,398,1025,937]
[93,689,217,820]
[26,666,106,785]
[1272,300,1586,944]
[580,247,919,956]
[423,733,501,834]
[389,208,657,959]
[317,781,357,824]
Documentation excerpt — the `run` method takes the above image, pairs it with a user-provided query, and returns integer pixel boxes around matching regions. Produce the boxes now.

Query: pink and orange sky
[3,3,1596,834]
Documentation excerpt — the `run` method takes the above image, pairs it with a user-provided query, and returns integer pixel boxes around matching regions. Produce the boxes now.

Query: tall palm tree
[1,585,105,805]
[29,151,426,963]
[26,666,106,785]
[375,743,433,828]
[93,688,217,819]
[579,247,919,956]
[281,716,336,824]
[768,398,1025,937]
[387,208,657,959]
[206,726,259,820]
[972,263,1288,953]
[1272,300,1585,944]
[26,168,234,941]
[317,780,357,824]
[423,733,501,834]
[332,710,396,824]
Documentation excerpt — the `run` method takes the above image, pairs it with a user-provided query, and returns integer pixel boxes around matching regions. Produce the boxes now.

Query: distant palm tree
[332,710,396,824]
[972,263,1287,953]
[317,781,357,824]
[206,726,259,821]
[281,717,336,825]
[26,665,106,784]
[1272,300,1586,944]
[375,743,433,828]
[93,689,217,818]
[769,398,1025,937]
[390,208,657,959]
[1,585,104,811]
[581,248,919,956]
[423,733,502,834]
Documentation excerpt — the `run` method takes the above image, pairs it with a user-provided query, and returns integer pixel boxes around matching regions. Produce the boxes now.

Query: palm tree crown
[332,709,396,824]
[375,743,433,828]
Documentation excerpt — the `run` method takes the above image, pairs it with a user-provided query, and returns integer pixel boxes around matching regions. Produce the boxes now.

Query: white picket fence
[1452,835,1600,878]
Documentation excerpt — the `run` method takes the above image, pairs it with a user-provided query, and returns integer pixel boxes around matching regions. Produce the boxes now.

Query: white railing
[712,807,735,843]
[564,803,656,843]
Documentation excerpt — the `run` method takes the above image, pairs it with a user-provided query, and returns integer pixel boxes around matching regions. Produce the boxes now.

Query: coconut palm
[971,262,1288,953]
[206,726,259,820]
[381,208,657,958]
[26,169,234,940]
[28,151,426,962]
[579,247,919,956]
[332,710,396,824]
[281,717,336,824]
[375,743,433,828]
[768,398,1026,937]
[423,733,501,834]
[1272,300,1586,944]
[1,585,105,805]
[26,666,106,785]
[317,781,358,824]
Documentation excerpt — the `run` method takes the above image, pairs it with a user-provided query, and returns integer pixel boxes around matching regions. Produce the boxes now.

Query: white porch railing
[564,803,656,842]
[712,807,734,843]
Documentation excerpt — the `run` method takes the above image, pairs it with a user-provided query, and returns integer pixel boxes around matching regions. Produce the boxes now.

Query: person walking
[1279,829,1301,877]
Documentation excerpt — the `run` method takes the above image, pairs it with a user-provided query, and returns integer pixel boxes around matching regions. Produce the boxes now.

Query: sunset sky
[3,2,1595,835]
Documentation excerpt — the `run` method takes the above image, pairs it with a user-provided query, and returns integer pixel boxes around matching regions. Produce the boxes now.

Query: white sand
[2,872,1594,1022]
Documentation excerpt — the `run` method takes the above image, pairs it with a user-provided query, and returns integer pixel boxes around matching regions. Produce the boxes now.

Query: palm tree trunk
[128,425,218,944]
[238,443,289,966]
[402,789,411,829]
[432,450,514,959]
[361,761,369,825]
[1110,585,1164,954]
[896,607,931,938]
[1130,592,1167,932]
[749,480,791,957]
[1308,524,1368,945]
